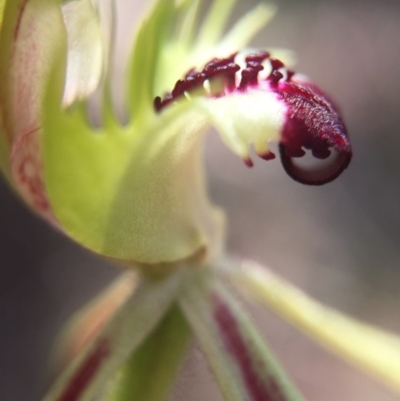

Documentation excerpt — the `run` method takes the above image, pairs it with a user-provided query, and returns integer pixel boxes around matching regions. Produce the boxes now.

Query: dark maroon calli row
[154,51,352,185]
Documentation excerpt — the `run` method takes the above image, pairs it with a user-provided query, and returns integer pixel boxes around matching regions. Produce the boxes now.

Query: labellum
[155,50,352,185]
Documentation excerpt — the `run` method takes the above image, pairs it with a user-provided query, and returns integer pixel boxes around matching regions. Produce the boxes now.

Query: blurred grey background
[1,0,400,400]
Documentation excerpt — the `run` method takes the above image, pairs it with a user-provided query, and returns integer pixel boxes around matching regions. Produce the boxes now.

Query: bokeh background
[1,0,400,400]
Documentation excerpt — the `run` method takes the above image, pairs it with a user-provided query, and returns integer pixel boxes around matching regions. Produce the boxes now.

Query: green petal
[0,0,65,142]
[103,305,191,401]
[179,271,306,401]
[0,0,66,220]
[221,258,400,395]
[0,0,105,218]
[42,272,181,401]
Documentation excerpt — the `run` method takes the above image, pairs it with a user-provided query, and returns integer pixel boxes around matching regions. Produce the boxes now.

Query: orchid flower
[1,0,400,400]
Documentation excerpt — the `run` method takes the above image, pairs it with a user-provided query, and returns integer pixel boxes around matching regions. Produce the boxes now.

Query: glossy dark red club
[154,51,352,185]
[276,81,352,186]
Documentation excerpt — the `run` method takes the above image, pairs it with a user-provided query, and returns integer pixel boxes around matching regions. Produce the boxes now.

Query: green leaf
[221,258,400,395]
[42,272,181,401]
[179,271,306,401]
[103,305,191,401]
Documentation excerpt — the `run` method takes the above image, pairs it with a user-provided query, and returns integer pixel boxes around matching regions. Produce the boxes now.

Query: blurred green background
[1,0,400,399]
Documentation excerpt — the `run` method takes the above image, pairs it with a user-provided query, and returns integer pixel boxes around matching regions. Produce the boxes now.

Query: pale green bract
[1,1,400,401]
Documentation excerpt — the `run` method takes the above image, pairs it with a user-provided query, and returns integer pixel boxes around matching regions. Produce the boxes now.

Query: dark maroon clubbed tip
[275,80,352,185]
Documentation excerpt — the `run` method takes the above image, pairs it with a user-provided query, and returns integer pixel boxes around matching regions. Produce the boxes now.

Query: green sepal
[103,305,191,401]
[222,258,400,396]
[42,272,181,401]
[179,270,306,401]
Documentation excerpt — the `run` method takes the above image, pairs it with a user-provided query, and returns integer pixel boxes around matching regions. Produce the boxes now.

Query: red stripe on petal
[10,128,57,223]
[213,294,286,401]
[56,338,110,401]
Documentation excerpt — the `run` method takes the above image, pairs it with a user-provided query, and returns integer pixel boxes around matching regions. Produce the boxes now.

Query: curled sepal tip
[154,50,352,185]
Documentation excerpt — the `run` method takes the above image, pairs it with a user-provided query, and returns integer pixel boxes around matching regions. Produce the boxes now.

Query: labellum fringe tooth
[154,50,352,185]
